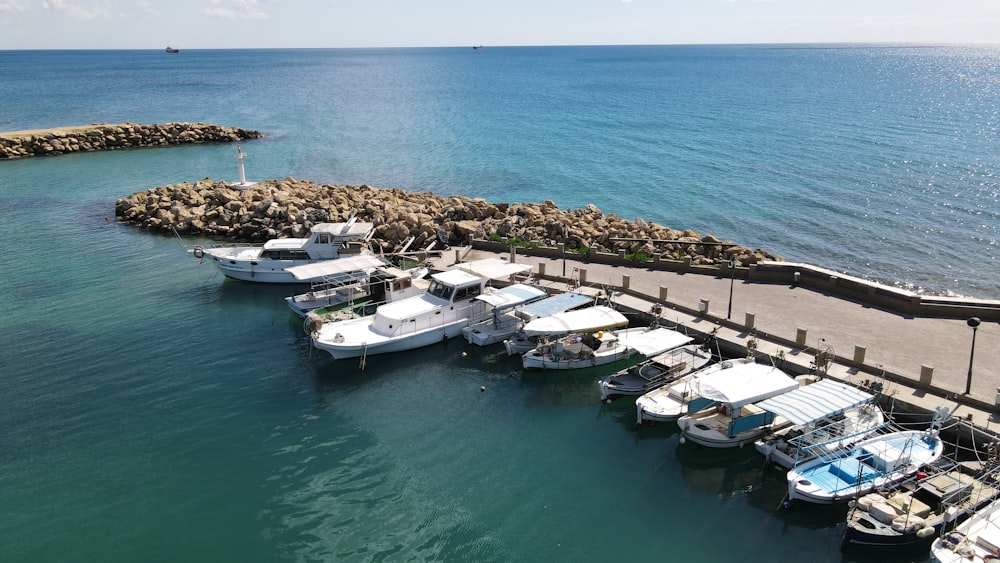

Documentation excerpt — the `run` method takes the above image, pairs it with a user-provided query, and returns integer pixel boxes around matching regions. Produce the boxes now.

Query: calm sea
[1,44,992,561]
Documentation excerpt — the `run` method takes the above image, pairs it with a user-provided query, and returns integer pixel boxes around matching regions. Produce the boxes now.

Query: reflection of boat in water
[165,46,179,53]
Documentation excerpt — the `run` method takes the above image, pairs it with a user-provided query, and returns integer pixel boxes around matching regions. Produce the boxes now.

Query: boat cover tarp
[521,305,628,336]
[617,327,694,357]
[693,363,798,409]
[475,284,548,309]
[285,254,387,281]
[754,379,874,426]
[452,258,532,280]
[517,292,591,320]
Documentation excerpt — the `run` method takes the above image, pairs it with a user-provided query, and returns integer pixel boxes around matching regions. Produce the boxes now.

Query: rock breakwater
[116,177,776,266]
[0,122,262,159]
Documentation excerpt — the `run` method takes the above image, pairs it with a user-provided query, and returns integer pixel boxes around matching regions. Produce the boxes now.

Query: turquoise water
[3,45,990,561]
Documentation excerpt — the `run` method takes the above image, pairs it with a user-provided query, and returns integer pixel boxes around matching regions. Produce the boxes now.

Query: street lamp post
[965,317,981,395]
[727,258,736,320]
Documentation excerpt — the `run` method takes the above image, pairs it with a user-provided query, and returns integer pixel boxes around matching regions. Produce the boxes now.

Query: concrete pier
[448,247,1000,433]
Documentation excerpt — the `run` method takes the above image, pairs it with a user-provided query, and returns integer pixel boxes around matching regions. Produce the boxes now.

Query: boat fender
[193,245,205,259]
[916,526,936,539]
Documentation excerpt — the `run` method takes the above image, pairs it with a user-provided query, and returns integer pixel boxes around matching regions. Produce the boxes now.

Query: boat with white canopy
[676,362,800,448]
[521,326,692,370]
[635,357,757,426]
[932,497,1000,562]
[284,255,410,318]
[754,379,884,468]
[461,284,550,346]
[503,304,626,356]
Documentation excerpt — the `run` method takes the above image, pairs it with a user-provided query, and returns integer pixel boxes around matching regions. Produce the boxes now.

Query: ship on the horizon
[165,46,179,53]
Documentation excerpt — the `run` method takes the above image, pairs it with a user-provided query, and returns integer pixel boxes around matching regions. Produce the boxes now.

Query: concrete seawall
[0,122,262,159]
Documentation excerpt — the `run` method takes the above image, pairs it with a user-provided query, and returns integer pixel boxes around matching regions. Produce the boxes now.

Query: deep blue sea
[2,44,995,561]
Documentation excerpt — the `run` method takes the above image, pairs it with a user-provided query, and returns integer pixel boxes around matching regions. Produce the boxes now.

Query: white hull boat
[288,261,429,319]
[196,218,375,283]
[635,357,756,426]
[676,363,800,448]
[521,326,692,371]
[786,407,948,504]
[461,284,549,346]
[503,304,627,356]
[598,343,713,402]
[755,398,885,469]
[932,497,1000,562]
[311,260,532,361]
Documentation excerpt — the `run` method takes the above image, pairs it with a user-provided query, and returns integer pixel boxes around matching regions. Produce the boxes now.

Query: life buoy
[193,246,205,259]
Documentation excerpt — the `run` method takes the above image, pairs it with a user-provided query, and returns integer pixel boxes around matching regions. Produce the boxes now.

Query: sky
[0,0,999,50]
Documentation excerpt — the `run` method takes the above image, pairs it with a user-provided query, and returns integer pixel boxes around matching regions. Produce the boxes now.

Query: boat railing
[793,421,895,466]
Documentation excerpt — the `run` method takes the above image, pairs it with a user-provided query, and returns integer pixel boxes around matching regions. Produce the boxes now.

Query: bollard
[698,299,709,316]
[537,262,545,277]
[745,312,755,330]
[659,286,668,301]
[579,268,587,285]
[622,275,630,289]
[795,327,808,347]
[853,345,866,365]
[920,365,934,386]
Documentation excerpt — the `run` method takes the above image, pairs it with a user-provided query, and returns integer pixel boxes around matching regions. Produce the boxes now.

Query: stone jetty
[116,177,776,266]
[0,122,262,159]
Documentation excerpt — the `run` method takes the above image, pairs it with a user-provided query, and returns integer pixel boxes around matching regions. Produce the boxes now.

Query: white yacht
[195,218,375,283]
[311,260,531,361]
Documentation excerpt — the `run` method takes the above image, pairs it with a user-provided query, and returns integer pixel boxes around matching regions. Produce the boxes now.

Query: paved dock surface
[448,249,1000,429]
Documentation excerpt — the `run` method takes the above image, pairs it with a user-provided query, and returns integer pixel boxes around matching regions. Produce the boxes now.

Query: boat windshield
[427,280,454,301]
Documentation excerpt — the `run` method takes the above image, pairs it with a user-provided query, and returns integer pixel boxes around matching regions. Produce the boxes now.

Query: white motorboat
[932,497,1000,562]
[635,357,757,426]
[503,304,627,356]
[195,218,375,283]
[598,343,714,402]
[676,362,800,448]
[753,379,885,468]
[286,257,429,318]
[461,284,550,346]
[311,260,531,361]
[786,407,948,505]
[521,326,692,371]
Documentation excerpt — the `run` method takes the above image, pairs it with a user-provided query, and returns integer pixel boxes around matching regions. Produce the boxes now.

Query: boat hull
[313,320,468,360]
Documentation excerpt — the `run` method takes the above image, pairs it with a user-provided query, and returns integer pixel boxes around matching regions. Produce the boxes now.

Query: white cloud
[136,0,157,17]
[42,0,114,20]
[202,0,269,20]
[0,0,30,14]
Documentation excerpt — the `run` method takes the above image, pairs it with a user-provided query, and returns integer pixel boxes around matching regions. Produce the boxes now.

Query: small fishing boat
[931,496,1000,562]
[676,363,801,448]
[844,460,1000,550]
[754,379,885,468]
[786,407,948,505]
[283,255,397,317]
[635,357,756,426]
[461,284,550,346]
[598,343,714,403]
[521,326,692,371]
[503,304,627,356]
[195,217,376,283]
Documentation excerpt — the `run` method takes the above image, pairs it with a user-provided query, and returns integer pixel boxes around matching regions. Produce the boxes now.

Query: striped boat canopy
[755,379,874,426]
